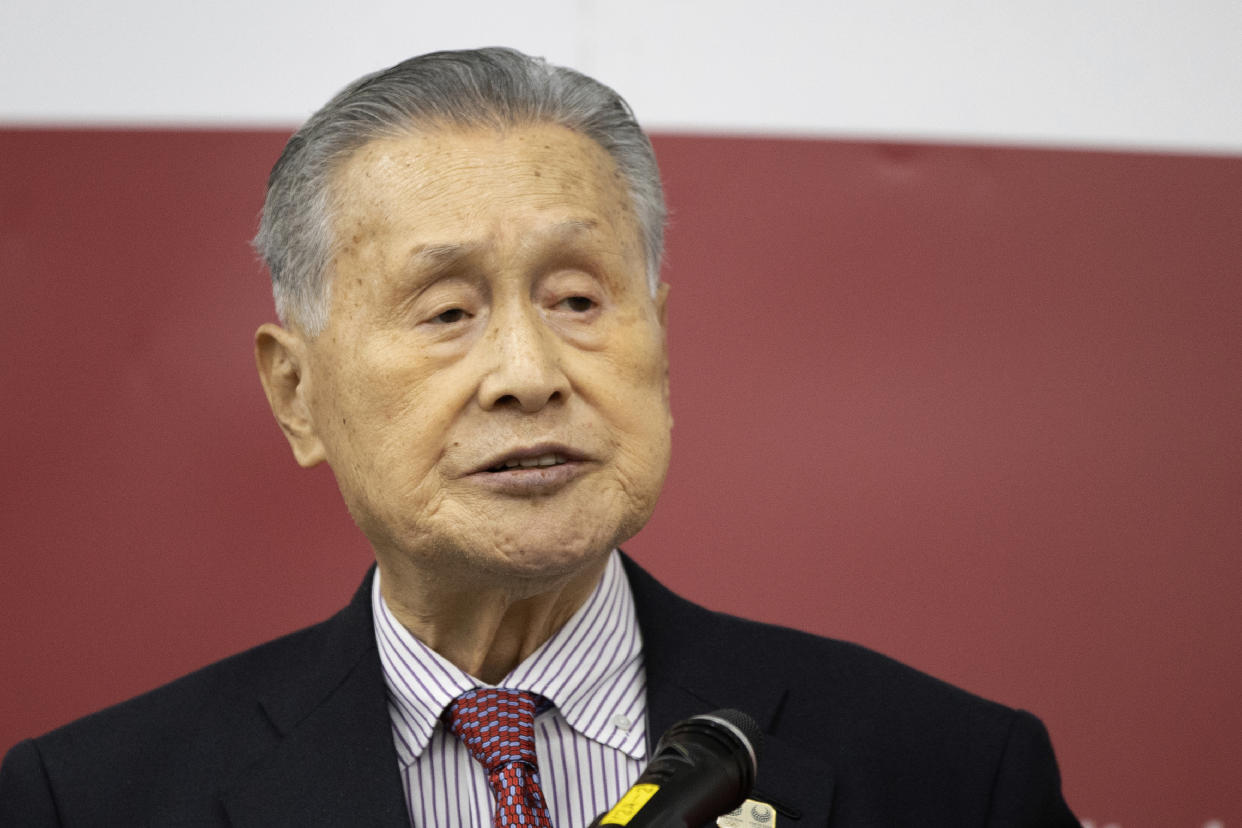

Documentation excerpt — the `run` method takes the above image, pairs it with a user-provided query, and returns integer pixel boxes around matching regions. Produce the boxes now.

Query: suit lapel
[623,554,835,827]
[217,557,834,826]
[219,568,408,828]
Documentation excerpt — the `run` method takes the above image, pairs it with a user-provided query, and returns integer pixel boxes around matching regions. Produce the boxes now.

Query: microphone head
[689,709,762,774]
[653,707,763,803]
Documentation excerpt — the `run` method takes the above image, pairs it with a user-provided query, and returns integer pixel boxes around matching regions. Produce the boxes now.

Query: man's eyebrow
[404,219,603,274]
[546,218,602,245]
[407,242,476,269]
[553,218,599,235]
[517,218,602,254]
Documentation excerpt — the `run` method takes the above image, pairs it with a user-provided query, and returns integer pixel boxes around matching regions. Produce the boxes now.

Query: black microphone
[588,708,762,828]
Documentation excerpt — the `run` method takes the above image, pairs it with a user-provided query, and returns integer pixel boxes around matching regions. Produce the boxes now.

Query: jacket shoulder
[622,554,1076,824]
[39,611,340,750]
[1,595,366,826]
[696,600,1018,736]
[624,553,1012,732]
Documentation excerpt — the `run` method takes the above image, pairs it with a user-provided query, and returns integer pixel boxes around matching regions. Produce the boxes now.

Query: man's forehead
[340,123,614,184]
[328,127,642,265]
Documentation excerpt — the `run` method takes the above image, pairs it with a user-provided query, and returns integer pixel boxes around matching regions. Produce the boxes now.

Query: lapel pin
[717,797,777,827]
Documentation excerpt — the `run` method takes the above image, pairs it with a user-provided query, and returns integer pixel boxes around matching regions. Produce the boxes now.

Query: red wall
[2,129,1240,825]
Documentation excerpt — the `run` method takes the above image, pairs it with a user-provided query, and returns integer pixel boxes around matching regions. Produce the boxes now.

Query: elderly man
[0,48,1076,826]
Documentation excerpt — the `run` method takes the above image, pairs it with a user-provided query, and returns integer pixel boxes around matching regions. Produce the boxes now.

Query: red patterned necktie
[445,688,554,828]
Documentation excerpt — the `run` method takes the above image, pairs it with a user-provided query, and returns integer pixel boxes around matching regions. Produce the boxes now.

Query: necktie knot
[445,688,540,772]
[445,689,553,828]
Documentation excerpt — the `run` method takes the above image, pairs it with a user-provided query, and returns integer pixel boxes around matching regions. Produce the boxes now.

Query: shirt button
[612,713,632,731]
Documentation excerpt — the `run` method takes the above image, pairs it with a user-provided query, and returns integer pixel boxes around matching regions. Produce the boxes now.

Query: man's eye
[560,296,595,313]
[432,308,467,324]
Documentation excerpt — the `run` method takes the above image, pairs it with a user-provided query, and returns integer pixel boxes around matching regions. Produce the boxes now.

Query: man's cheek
[612,428,669,486]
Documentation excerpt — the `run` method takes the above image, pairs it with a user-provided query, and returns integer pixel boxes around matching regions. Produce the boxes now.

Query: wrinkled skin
[255,124,672,678]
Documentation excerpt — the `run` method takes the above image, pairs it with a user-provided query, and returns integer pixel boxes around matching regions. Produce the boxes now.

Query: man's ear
[254,323,327,468]
[655,282,673,429]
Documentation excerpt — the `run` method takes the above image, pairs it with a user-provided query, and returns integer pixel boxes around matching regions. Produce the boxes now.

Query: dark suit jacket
[0,555,1077,826]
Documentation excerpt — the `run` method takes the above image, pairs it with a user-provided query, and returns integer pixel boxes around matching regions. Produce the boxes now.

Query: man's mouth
[469,446,587,494]
[488,453,569,472]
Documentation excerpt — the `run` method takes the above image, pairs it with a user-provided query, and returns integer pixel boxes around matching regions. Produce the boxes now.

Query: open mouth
[488,453,569,472]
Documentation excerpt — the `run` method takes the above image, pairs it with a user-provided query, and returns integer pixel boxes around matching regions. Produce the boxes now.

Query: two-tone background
[3,3,1240,825]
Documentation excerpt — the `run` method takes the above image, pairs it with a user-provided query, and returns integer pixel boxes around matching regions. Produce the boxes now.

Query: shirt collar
[372,550,646,765]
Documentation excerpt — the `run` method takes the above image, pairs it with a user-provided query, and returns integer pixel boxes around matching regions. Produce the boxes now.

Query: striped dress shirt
[372,551,648,828]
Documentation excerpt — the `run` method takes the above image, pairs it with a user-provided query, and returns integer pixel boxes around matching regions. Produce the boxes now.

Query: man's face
[296,124,671,584]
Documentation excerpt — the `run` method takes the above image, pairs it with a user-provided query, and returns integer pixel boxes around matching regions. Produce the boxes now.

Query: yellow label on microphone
[599,783,659,825]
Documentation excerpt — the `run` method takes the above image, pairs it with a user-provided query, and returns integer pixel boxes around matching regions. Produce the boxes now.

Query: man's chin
[473,537,615,582]
[378,525,619,588]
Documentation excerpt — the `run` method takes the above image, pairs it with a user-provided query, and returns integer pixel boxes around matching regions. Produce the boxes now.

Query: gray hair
[253,47,666,335]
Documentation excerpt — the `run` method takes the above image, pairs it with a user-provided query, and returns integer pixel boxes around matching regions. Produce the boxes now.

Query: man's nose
[476,306,569,412]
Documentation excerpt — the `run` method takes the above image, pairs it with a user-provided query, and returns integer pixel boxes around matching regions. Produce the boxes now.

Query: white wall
[2,0,1240,153]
